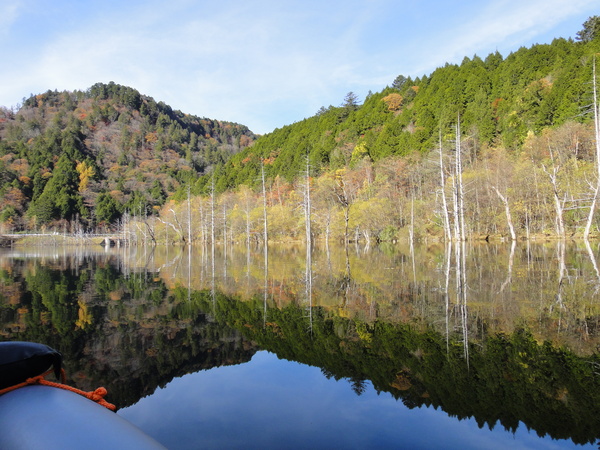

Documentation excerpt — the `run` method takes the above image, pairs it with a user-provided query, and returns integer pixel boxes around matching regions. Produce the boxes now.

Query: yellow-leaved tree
[76,161,95,192]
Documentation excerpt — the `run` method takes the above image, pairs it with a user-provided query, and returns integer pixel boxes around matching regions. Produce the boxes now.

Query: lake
[1,241,600,449]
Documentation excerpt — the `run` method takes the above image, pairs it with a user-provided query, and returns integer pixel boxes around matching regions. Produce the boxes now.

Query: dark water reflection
[1,241,600,448]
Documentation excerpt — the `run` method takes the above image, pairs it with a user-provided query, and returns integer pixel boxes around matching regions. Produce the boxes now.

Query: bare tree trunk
[210,177,215,264]
[164,212,169,246]
[261,162,269,327]
[456,116,466,241]
[158,217,177,237]
[222,202,228,256]
[532,165,544,233]
[542,165,565,238]
[145,218,157,245]
[452,116,466,241]
[439,131,452,241]
[584,58,600,240]
[187,186,192,245]
[169,208,185,243]
[210,178,215,245]
[332,171,353,246]
[325,213,331,250]
[246,209,251,251]
[261,163,269,244]
[492,186,516,241]
[344,207,350,246]
[304,156,312,248]
[409,191,415,245]
[585,184,600,239]
[452,173,460,241]
[198,200,205,245]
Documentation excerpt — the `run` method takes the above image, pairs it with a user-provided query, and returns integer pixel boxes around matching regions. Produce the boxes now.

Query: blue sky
[0,0,597,134]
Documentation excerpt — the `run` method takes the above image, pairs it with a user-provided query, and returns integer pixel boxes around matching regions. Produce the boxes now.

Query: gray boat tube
[0,384,166,449]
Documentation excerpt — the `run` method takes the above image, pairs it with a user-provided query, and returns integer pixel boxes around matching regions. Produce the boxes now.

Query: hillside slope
[207,33,600,193]
[1,19,600,239]
[0,82,256,230]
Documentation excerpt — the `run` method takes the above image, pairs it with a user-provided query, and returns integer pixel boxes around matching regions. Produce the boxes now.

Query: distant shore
[0,234,108,247]
[1,231,596,249]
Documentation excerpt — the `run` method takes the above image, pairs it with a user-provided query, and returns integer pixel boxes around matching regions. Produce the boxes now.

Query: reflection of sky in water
[119,351,592,450]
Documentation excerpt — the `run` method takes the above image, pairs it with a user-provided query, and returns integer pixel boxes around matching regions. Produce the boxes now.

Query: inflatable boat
[0,341,165,449]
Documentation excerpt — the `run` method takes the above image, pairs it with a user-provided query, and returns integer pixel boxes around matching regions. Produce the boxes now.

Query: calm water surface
[120,350,578,450]
[1,241,600,449]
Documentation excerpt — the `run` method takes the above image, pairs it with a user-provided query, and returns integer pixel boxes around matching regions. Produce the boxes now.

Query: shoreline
[1,232,598,247]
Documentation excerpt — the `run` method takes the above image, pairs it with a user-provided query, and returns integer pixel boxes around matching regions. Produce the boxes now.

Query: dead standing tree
[438,131,452,241]
[453,116,467,242]
[584,58,600,240]
[303,155,313,249]
[332,168,359,246]
[439,116,468,242]
[492,186,517,241]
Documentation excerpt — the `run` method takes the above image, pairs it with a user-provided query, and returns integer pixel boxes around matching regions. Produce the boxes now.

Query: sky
[0,1,598,135]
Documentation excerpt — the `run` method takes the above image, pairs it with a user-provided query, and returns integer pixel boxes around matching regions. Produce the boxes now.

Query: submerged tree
[584,58,600,240]
[452,116,467,242]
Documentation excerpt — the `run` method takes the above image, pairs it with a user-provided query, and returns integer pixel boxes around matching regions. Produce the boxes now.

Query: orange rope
[0,368,116,411]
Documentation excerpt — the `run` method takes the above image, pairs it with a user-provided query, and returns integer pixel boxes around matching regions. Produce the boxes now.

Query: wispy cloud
[0,0,598,132]
[409,0,596,73]
[0,2,23,35]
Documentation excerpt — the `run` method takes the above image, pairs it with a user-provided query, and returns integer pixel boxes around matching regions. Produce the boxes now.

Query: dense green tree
[27,190,55,224]
[392,74,408,90]
[95,192,122,224]
[27,154,85,224]
[150,180,166,204]
[576,15,600,42]
[127,190,151,217]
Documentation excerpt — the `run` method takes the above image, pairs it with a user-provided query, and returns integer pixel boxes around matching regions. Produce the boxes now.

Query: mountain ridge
[0,17,599,239]
[0,82,256,229]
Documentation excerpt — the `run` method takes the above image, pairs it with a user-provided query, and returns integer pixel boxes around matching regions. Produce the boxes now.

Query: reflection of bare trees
[499,240,516,293]
[585,239,600,288]
[263,235,268,328]
[440,240,471,364]
[450,241,470,365]
[4,239,600,355]
[304,242,313,334]
[550,241,567,332]
[126,240,600,354]
[187,246,192,302]
[443,241,452,354]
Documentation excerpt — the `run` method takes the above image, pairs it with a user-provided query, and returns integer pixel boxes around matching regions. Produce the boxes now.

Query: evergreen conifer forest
[1,18,600,243]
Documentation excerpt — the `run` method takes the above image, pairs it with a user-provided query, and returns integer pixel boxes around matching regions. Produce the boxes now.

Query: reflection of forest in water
[154,240,600,354]
[1,242,600,445]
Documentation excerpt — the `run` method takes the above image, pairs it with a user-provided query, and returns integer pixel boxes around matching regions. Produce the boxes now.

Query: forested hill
[0,82,256,230]
[208,29,600,193]
[2,18,600,239]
